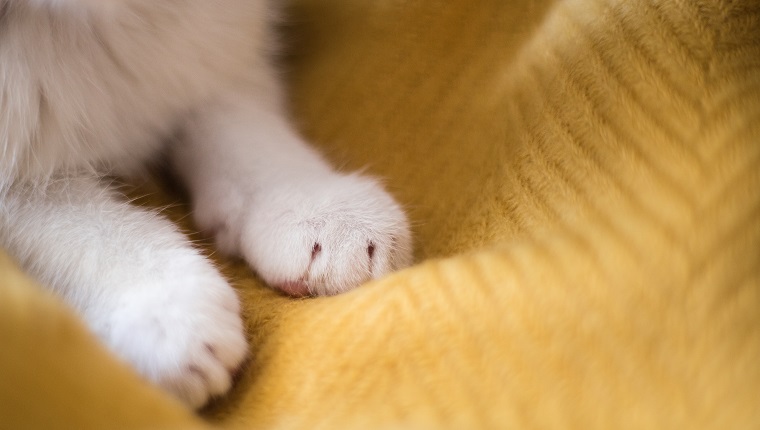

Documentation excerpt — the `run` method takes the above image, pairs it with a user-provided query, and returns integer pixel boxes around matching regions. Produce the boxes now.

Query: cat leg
[172,91,412,297]
[0,176,247,408]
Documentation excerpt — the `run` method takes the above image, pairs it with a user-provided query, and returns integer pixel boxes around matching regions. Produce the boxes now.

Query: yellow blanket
[2,0,759,428]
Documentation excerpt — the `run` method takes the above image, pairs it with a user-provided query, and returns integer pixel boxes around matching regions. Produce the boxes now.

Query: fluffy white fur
[0,0,412,408]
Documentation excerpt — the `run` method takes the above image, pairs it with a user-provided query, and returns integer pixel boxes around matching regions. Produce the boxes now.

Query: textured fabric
[1,0,759,428]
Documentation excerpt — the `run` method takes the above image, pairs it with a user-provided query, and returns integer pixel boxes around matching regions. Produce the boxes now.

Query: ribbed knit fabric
[1,0,758,428]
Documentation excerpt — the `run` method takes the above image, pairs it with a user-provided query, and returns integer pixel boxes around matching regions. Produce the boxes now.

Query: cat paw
[240,173,412,296]
[93,251,247,408]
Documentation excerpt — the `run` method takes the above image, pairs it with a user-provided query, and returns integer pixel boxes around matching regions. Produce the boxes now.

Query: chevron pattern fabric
[1,0,758,429]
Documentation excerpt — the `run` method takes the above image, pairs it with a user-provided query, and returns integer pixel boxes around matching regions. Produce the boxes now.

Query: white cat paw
[240,173,412,296]
[93,251,247,409]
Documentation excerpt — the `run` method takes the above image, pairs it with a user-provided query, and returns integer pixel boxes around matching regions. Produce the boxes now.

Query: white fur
[0,0,412,408]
